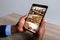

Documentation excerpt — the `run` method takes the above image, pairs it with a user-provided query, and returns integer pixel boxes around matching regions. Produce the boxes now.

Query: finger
[40,19,46,28]
[38,19,46,38]
[18,20,25,32]
[18,13,28,26]
[21,14,28,19]
[39,19,46,33]
[34,19,46,35]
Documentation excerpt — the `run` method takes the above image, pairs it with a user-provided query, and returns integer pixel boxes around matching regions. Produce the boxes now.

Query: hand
[11,14,28,34]
[17,14,28,32]
[33,19,46,40]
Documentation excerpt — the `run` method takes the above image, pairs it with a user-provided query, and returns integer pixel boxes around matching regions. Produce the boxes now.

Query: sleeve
[0,25,11,38]
[0,25,6,37]
[5,25,11,36]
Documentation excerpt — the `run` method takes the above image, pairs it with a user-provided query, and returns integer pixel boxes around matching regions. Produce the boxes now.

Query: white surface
[0,0,60,26]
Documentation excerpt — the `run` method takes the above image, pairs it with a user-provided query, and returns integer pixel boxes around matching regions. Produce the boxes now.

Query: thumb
[38,19,46,39]
[22,14,28,19]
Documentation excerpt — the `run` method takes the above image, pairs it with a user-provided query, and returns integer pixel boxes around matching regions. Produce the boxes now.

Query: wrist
[11,25,19,34]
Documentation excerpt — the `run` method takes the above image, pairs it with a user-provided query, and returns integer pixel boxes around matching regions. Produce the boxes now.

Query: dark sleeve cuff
[0,25,7,37]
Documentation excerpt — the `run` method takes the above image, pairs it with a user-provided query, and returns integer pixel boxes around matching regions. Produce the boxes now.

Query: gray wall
[0,0,60,26]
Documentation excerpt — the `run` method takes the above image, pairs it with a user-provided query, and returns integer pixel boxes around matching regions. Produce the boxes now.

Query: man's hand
[11,14,28,34]
[17,14,28,32]
[33,19,46,40]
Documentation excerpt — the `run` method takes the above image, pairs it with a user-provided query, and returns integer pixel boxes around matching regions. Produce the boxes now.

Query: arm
[0,25,17,37]
[0,25,6,37]
[0,14,28,37]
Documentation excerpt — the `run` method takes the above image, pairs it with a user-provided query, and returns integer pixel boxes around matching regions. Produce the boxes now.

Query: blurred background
[0,0,60,26]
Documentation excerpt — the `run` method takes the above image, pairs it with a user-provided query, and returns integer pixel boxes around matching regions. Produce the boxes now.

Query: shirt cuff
[5,25,11,36]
